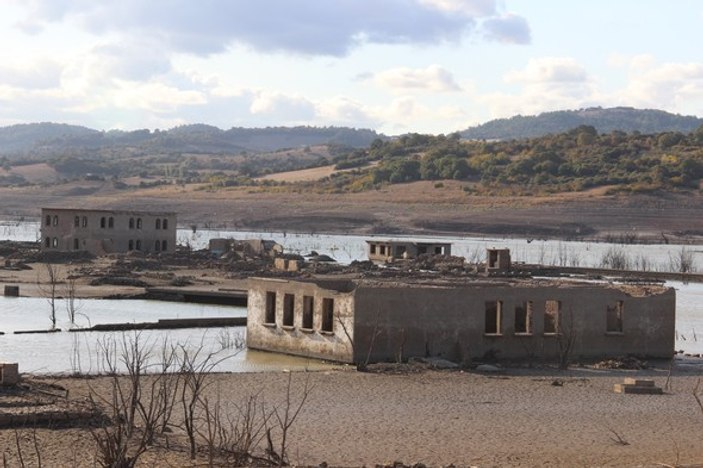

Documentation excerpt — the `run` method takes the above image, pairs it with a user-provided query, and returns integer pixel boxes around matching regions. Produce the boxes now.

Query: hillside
[0,123,382,159]
[461,107,703,140]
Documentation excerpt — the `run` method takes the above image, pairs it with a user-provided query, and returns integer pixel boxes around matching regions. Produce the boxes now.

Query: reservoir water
[1,219,702,372]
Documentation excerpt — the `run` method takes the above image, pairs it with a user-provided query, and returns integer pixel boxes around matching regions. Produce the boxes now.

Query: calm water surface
[1,220,702,370]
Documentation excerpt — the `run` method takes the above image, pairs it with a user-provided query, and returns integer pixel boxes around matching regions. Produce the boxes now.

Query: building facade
[246,276,675,364]
[40,208,177,255]
[366,240,452,263]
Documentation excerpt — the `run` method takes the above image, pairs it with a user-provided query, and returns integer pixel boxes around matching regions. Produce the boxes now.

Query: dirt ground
[2,181,703,241]
[1,365,702,467]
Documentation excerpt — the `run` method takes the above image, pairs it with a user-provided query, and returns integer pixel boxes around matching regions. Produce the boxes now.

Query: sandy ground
[1,366,702,467]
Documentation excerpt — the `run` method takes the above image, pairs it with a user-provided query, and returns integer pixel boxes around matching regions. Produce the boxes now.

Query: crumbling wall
[352,282,675,363]
[246,278,355,362]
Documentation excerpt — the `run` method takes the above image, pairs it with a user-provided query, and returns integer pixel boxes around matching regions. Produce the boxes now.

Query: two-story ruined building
[40,208,177,255]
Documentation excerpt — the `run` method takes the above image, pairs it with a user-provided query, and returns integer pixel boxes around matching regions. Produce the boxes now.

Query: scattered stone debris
[0,377,98,429]
[593,355,648,370]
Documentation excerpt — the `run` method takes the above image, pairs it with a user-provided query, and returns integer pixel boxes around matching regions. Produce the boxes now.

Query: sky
[1,0,703,135]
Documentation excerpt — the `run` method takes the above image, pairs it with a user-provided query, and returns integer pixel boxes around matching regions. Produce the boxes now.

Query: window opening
[162,219,168,230]
[52,237,58,248]
[100,217,106,228]
[136,218,142,229]
[128,240,134,251]
[45,215,51,226]
[606,300,624,333]
[484,300,502,334]
[82,216,87,228]
[74,216,80,227]
[155,219,161,230]
[108,217,114,228]
[155,240,160,251]
[52,215,58,226]
[73,238,79,250]
[265,292,277,324]
[283,294,295,327]
[129,218,134,229]
[302,296,314,329]
[514,301,533,334]
[321,298,334,332]
[161,240,167,251]
[44,237,50,248]
[544,300,561,334]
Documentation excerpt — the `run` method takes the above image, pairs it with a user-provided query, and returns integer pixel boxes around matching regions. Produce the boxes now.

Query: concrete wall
[246,278,355,362]
[40,208,177,255]
[353,283,675,363]
[248,278,675,364]
[367,241,452,262]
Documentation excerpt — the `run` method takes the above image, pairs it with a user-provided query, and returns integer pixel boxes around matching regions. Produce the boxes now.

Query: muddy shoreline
[2,183,703,243]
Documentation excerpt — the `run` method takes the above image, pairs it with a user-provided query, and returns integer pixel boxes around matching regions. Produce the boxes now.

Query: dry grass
[0,163,60,183]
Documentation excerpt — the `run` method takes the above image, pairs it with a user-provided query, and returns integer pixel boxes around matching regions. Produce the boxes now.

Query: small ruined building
[366,240,452,263]
[486,248,511,272]
[209,238,283,257]
[246,276,674,364]
[40,208,177,255]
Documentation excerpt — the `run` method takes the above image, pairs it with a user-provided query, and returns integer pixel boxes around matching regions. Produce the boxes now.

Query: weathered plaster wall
[352,283,675,363]
[246,278,355,362]
[40,209,176,255]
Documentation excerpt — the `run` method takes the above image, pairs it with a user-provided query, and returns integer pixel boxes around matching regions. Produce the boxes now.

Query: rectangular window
[265,291,276,324]
[379,245,386,255]
[302,296,314,329]
[370,244,376,254]
[514,301,533,334]
[606,300,624,333]
[283,293,295,327]
[484,300,502,335]
[544,300,561,334]
[321,298,334,332]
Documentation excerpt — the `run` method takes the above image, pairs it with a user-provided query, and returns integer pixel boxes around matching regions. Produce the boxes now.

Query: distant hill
[0,123,383,158]
[460,107,703,140]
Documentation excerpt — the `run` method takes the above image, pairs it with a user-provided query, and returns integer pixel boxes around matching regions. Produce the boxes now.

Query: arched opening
[129,218,135,229]
[100,217,106,228]
[155,219,161,230]
[161,240,167,251]
[108,217,114,228]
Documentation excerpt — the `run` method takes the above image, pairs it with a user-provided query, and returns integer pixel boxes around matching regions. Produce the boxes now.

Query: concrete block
[0,363,19,386]
[623,378,655,387]
[614,383,663,395]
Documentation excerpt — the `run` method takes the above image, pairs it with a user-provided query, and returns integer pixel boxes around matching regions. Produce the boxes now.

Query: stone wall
[40,208,177,255]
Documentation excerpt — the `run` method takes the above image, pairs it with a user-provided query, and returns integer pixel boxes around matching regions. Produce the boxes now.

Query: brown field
[1,180,702,241]
[0,163,60,183]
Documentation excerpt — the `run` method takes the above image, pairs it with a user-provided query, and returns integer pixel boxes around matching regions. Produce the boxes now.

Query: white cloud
[16,0,529,57]
[418,0,497,16]
[505,57,588,84]
[250,91,316,120]
[374,65,462,92]
[482,13,531,44]
[617,61,703,112]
